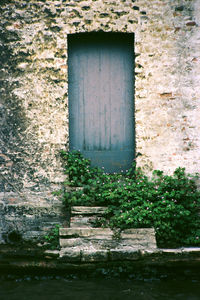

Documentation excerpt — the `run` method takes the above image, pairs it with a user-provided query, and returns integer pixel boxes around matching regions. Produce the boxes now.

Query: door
[68,32,134,173]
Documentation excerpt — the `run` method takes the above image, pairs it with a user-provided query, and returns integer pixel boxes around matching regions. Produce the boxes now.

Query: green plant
[60,150,200,248]
[150,168,200,247]
[60,150,102,187]
[44,224,60,250]
[106,167,200,247]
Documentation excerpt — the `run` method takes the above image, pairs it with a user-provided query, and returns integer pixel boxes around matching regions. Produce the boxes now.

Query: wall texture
[0,0,200,242]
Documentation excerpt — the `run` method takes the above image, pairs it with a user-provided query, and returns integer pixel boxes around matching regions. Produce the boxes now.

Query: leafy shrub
[60,150,102,186]
[61,150,200,248]
[106,168,200,247]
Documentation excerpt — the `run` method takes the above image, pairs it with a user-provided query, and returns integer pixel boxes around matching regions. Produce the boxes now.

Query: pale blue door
[68,32,134,173]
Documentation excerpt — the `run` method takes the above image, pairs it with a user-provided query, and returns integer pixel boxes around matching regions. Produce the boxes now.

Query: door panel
[68,32,134,173]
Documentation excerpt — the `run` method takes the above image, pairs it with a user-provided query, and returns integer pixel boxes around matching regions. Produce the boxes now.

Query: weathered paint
[68,32,134,172]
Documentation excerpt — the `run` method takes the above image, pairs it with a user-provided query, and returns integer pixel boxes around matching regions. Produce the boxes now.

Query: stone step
[120,228,156,239]
[60,237,118,249]
[60,227,112,237]
[59,227,115,248]
[70,206,107,228]
[70,216,98,228]
[59,227,157,250]
[59,246,159,262]
[71,206,107,215]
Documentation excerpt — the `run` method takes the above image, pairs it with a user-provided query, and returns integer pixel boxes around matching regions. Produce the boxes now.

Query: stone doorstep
[60,238,156,249]
[59,237,118,248]
[60,227,155,236]
[58,248,157,262]
[58,247,200,262]
[59,227,113,238]
[59,227,157,250]
[71,206,107,215]
[59,249,109,263]
[81,249,108,262]
[60,237,156,246]
[121,228,156,235]
[58,247,142,262]
[121,235,156,241]
[121,230,156,239]
[70,216,98,228]
[59,228,156,242]
[120,239,157,246]
[59,228,114,248]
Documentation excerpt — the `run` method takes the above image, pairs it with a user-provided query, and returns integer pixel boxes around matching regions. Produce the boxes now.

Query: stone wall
[0,0,200,242]
[0,192,67,244]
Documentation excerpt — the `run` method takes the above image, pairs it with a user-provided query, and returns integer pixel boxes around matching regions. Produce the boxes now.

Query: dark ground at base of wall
[0,245,200,279]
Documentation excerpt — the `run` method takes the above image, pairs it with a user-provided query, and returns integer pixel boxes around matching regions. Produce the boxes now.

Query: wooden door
[68,32,134,173]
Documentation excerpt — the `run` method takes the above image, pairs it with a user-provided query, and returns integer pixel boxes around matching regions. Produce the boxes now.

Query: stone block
[60,237,118,250]
[119,239,148,247]
[109,249,140,261]
[59,248,81,261]
[121,228,156,237]
[60,238,107,250]
[60,238,83,248]
[119,238,157,249]
[59,227,157,251]
[59,227,113,238]
[44,250,60,258]
[81,249,108,262]
[71,206,107,216]
[70,216,98,228]
[120,228,157,249]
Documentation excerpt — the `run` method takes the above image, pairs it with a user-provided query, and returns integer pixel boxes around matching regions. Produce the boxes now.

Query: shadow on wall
[0,17,34,192]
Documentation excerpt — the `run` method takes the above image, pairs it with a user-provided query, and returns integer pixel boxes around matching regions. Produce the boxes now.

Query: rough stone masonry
[0,0,200,243]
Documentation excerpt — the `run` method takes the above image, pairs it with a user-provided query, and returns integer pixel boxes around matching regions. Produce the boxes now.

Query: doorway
[68,32,135,173]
